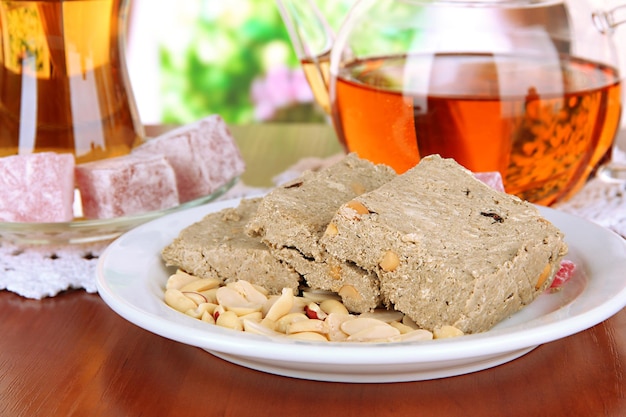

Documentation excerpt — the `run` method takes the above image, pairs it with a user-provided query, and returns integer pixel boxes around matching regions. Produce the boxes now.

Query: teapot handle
[593,4,626,34]
[276,0,334,59]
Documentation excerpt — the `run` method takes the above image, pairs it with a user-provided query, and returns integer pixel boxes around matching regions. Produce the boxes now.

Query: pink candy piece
[76,154,179,219]
[133,115,245,203]
[474,171,505,193]
[0,152,75,223]
[550,259,576,289]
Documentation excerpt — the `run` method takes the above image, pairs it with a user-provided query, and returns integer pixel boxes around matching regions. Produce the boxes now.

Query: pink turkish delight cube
[474,171,505,193]
[133,115,245,203]
[0,152,75,223]
[76,154,179,219]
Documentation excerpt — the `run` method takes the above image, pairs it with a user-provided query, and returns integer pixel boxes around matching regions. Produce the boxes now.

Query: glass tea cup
[0,0,143,164]
[279,0,623,206]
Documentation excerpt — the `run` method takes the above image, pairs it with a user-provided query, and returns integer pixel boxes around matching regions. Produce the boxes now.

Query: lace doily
[2,154,625,299]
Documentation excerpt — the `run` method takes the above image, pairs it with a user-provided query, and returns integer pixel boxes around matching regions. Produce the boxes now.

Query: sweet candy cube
[132,115,245,203]
[0,152,75,222]
[474,171,505,193]
[550,260,576,289]
[76,153,179,219]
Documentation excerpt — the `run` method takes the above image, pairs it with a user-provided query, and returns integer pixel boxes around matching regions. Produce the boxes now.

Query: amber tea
[331,53,621,205]
[301,52,332,114]
[0,0,142,164]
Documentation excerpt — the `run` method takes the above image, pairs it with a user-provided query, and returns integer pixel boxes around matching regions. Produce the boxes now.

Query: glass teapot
[277,0,624,205]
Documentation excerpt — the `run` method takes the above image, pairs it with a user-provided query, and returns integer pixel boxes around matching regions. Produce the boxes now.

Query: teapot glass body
[278,0,623,205]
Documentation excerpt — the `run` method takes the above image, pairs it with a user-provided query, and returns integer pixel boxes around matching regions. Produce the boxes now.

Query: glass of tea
[278,0,623,206]
[0,0,143,164]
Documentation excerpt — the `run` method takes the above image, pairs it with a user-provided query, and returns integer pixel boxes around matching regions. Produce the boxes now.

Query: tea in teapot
[278,0,623,205]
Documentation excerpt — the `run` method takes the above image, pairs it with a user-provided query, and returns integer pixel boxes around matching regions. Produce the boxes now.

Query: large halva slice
[321,155,568,333]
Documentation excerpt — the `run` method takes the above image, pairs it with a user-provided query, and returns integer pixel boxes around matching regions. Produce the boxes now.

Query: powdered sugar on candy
[0,115,246,222]
[0,152,75,222]
[76,154,180,219]
[132,115,246,203]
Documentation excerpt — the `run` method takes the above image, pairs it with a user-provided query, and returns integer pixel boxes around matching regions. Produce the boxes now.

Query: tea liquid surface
[332,53,621,205]
[0,0,142,163]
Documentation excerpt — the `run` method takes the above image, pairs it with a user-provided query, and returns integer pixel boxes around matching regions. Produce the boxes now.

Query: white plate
[96,198,626,383]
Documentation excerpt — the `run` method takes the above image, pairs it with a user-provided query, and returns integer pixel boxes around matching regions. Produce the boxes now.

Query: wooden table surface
[1,124,626,417]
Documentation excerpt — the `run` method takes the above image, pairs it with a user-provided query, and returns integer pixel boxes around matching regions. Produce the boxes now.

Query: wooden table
[1,124,626,417]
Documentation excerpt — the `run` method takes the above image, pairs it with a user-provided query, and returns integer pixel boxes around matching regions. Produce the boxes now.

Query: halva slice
[321,155,568,333]
[162,198,301,294]
[246,153,397,313]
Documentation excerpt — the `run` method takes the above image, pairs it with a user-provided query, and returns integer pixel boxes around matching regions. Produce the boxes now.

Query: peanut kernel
[535,264,552,289]
[338,285,362,301]
[345,200,369,215]
[329,264,342,280]
[433,325,464,339]
[325,223,338,237]
[379,250,400,272]
[350,181,366,195]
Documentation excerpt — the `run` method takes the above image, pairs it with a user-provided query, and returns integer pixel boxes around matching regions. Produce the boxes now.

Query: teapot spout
[593,4,626,34]
[276,0,334,113]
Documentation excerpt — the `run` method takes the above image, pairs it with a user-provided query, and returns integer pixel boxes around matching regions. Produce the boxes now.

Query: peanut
[182,291,208,306]
[179,277,221,293]
[201,310,216,324]
[338,285,362,301]
[265,288,295,321]
[324,223,338,237]
[287,319,328,335]
[164,288,198,312]
[340,200,370,219]
[216,286,248,307]
[379,250,400,272]
[215,310,243,331]
[325,313,354,341]
[350,181,367,195]
[227,280,268,305]
[328,264,342,281]
[433,325,464,339]
[166,269,199,290]
[187,302,218,319]
[345,200,370,215]
[341,317,391,336]
[347,324,400,342]
[392,329,433,342]
[199,288,219,304]
[287,332,328,342]
[389,321,416,334]
[275,313,309,334]
[305,302,327,320]
[243,319,283,337]
[535,264,552,289]
[319,299,350,316]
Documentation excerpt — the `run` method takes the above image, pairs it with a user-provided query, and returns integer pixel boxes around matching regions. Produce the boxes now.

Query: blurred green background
[128,0,354,125]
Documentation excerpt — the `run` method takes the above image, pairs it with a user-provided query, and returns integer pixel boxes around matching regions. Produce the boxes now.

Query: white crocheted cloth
[2,154,625,299]
[0,181,265,299]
